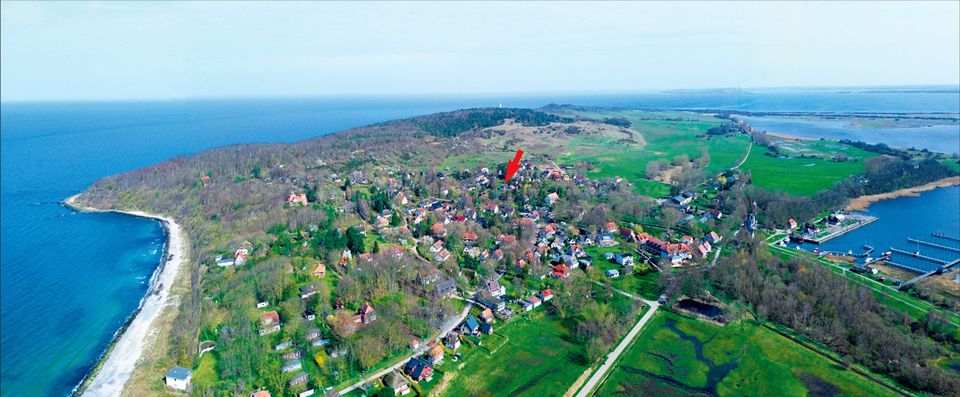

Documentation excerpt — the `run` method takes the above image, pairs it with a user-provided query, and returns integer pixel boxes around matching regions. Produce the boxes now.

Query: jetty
[932,231,960,244]
[899,258,960,290]
[888,247,949,265]
[906,237,960,254]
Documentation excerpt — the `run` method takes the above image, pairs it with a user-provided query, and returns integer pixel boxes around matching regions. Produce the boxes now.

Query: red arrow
[504,149,524,183]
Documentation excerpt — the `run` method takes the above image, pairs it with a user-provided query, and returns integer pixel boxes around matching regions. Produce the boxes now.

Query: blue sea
[1,89,959,396]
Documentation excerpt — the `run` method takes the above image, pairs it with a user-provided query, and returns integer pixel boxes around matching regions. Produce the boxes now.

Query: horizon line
[2,83,959,105]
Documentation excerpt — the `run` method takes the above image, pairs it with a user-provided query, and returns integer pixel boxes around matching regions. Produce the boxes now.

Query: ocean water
[1,90,958,396]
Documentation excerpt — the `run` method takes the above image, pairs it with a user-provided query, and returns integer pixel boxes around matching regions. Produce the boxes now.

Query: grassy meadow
[594,311,899,397]
[557,110,751,197]
[435,310,591,397]
[739,138,878,196]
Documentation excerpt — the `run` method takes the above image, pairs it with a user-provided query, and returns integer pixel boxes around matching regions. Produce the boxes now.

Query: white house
[164,366,192,391]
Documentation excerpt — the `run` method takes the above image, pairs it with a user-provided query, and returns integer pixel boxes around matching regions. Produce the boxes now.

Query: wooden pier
[906,237,960,254]
[888,247,949,265]
[932,231,960,243]
[899,258,960,290]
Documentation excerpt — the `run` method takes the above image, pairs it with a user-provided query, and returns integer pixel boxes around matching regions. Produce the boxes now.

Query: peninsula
[70,107,960,397]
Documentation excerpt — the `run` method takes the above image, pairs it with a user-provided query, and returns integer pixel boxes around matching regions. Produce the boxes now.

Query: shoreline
[845,176,960,211]
[63,194,187,397]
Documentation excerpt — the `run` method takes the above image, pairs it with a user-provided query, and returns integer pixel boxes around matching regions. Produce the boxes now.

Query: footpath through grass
[594,311,899,397]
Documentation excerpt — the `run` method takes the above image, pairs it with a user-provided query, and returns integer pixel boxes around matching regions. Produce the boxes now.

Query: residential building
[164,367,192,391]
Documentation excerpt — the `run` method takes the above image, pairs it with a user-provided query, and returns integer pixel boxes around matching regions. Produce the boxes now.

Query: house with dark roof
[384,370,411,395]
[520,299,534,311]
[433,278,457,298]
[444,332,461,350]
[460,316,481,336]
[356,302,377,324]
[481,279,505,297]
[480,322,494,335]
[404,358,434,382]
[299,284,318,299]
[475,292,505,311]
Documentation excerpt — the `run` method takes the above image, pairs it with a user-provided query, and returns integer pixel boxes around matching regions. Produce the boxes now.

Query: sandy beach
[845,176,960,211]
[63,194,187,397]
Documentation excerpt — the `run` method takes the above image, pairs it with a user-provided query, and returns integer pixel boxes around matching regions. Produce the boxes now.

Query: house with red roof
[539,289,553,302]
[430,222,446,237]
[287,192,309,206]
[551,264,570,278]
[356,302,377,324]
[605,222,618,233]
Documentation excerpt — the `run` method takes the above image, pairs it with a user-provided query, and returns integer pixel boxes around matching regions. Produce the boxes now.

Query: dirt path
[732,142,753,169]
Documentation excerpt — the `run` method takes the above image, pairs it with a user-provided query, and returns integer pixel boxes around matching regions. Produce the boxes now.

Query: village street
[572,283,661,397]
[337,301,473,395]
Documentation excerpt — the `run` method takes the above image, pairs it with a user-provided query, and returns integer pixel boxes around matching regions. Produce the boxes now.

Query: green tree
[346,226,366,253]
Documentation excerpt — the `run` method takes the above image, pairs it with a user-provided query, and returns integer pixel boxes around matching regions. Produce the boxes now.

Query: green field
[595,311,899,397]
[557,110,751,198]
[739,138,877,196]
[192,351,220,390]
[437,310,590,397]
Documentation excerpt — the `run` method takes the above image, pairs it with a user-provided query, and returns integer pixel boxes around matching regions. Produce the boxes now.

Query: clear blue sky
[2,1,958,102]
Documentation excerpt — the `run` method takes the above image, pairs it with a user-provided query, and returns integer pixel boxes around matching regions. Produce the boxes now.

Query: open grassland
[739,137,878,196]
[557,110,751,197]
[594,311,899,397]
[437,311,591,397]
[438,109,752,199]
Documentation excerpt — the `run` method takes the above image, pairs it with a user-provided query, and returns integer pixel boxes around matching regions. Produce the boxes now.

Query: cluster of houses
[194,160,737,396]
[630,231,722,266]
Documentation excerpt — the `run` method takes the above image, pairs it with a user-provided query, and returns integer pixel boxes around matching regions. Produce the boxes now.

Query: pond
[677,299,723,319]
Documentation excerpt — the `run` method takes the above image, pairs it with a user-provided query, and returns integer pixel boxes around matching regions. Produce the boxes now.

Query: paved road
[337,301,472,395]
[576,284,660,397]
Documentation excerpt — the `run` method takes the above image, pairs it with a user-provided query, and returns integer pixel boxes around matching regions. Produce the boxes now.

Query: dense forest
[413,108,567,138]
